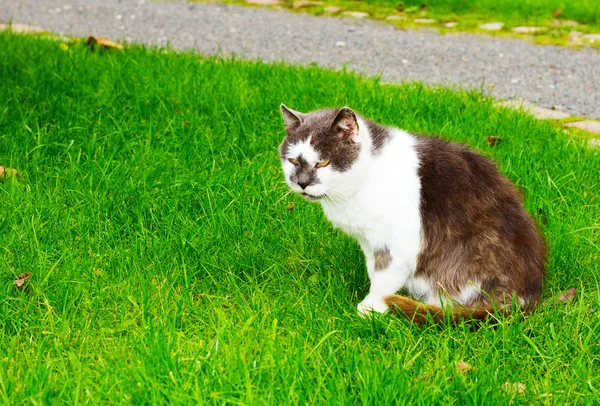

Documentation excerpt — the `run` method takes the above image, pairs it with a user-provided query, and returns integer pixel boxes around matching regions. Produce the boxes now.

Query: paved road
[2,0,599,117]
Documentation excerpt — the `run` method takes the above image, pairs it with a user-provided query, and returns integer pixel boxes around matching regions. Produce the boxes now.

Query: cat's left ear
[331,107,360,143]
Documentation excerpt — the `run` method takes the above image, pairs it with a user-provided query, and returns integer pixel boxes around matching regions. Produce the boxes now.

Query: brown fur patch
[414,136,545,311]
[374,247,392,271]
[366,119,392,154]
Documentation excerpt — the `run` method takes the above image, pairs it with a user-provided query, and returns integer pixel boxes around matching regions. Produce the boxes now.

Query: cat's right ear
[331,107,360,143]
[280,104,303,129]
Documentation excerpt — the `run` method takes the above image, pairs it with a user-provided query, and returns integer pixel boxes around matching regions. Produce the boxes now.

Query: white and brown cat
[279,105,545,324]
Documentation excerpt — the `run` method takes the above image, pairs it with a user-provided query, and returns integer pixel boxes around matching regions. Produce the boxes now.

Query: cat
[279,104,545,324]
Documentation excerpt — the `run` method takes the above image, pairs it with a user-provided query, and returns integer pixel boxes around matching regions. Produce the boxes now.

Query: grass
[206,0,600,49]
[0,32,599,404]
[362,0,600,26]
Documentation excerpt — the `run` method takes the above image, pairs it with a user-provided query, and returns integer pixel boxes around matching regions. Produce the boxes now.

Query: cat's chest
[320,175,422,246]
[321,197,382,239]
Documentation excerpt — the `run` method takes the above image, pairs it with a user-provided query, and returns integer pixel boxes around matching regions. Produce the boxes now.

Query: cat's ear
[280,104,303,128]
[331,107,360,143]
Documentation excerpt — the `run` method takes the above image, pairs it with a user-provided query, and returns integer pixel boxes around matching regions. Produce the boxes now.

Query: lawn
[350,0,600,27]
[0,32,599,404]
[213,0,600,48]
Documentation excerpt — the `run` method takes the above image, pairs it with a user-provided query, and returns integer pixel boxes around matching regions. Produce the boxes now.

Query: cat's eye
[288,158,298,165]
[315,160,330,168]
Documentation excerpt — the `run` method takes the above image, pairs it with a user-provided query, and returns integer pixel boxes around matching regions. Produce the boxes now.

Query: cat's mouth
[302,192,325,201]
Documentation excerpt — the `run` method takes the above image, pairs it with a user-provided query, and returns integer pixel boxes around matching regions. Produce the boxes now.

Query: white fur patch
[286,136,318,164]
[406,277,432,301]
[317,120,423,313]
[454,283,482,305]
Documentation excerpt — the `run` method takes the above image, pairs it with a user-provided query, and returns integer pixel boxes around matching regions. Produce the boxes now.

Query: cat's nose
[298,181,310,190]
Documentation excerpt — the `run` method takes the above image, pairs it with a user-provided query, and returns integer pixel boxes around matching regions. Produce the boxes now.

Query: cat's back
[414,135,517,207]
[412,135,545,307]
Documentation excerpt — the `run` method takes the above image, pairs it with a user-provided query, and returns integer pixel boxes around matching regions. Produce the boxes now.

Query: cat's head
[279,105,363,201]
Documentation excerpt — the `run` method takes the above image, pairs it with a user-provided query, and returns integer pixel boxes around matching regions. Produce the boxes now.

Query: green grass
[364,0,600,26]
[207,0,600,48]
[1,32,599,404]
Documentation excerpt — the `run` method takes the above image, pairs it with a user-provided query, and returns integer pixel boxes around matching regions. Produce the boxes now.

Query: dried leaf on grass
[86,36,124,51]
[0,166,21,181]
[557,287,577,303]
[14,272,31,291]
[486,136,502,146]
[287,202,295,211]
[456,361,473,373]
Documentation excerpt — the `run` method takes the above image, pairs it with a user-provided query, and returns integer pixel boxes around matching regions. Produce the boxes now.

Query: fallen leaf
[86,36,124,51]
[487,83,497,88]
[287,202,295,211]
[59,43,69,51]
[557,287,577,303]
[553,9,562,17]
[456,361,473,373]
[14,272,31,291]
[0,166,20,180]
[486,136,502,146]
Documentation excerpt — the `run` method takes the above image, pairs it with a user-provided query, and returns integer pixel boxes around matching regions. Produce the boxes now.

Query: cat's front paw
[357,296,389,317]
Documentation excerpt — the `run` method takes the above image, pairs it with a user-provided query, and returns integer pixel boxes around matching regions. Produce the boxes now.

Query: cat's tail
[384,295,496,325]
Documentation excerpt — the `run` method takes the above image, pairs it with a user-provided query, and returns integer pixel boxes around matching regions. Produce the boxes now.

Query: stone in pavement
[512,26,546,34]
[479,22,504,31]
[499,99,571,119]
[414,19,436,24]
[386,16,407,21]
[292,1,324,9]
[342,11,369,19]
[564,121,600,133]
[582,34,600,42]
[324,6,341,13]
[550,19,579,27]
[0,23,45,33]
[246,0,281,5]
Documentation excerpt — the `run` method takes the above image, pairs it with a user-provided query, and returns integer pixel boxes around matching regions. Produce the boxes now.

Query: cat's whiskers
[329,188,352,205]
[324,191,349,214]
